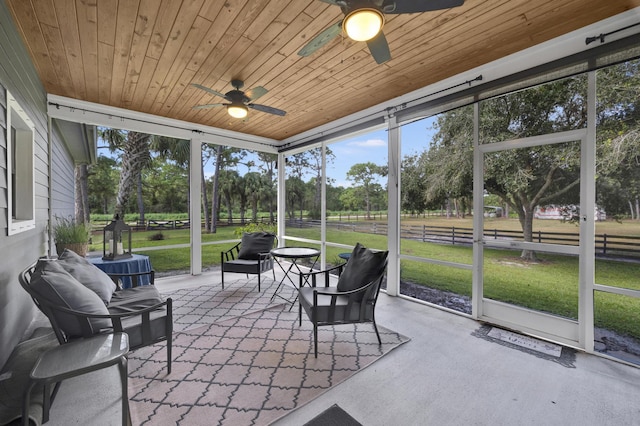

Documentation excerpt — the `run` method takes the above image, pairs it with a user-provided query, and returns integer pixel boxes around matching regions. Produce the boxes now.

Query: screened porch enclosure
[46,25,640,366]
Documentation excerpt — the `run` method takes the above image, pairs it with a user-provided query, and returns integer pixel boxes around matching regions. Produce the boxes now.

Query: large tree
[426,76,587,260]
[99,129,152,218]
[346,162,387,219]
[88,156,119,214]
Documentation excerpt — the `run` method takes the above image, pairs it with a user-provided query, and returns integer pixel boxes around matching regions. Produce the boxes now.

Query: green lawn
[90,223,640,342]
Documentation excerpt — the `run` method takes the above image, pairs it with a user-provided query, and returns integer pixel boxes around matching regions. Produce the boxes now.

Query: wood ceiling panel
[120,0,162,107]
[76,0,99,102]
[8,1,58,88]
[109,0,140,106]
[7,0,640,141]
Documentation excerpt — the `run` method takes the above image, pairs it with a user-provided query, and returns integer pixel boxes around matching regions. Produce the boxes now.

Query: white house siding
[0,2,76,368]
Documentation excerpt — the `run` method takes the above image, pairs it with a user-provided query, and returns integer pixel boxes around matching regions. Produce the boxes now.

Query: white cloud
[348,138,386,148]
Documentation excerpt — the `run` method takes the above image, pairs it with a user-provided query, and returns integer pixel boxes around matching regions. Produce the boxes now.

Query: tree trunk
[115,132,150,217]
[225,194,233,224]
[136,173,145,224]
[75,164,90,223]
[201,159,210,230]
[519,204,538,261]
[210,145,223,233]
[636,197,640,221]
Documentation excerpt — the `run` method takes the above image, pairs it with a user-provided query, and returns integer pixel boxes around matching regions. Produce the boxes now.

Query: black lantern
[102,214,132,261]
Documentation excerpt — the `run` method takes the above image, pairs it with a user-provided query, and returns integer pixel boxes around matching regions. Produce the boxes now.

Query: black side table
[270,247,320,308]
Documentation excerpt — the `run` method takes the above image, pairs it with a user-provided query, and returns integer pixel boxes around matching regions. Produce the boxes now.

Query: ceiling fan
[192,80,286,119]
[298,0,465,64]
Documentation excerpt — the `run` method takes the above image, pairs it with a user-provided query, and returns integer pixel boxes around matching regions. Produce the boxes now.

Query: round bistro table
[269,247,320,308]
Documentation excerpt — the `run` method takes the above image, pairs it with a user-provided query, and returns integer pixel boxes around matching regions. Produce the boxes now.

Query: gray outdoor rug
[130,277,409,425]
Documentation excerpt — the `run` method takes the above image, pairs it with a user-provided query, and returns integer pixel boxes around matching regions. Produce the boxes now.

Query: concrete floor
[43,269,640,426]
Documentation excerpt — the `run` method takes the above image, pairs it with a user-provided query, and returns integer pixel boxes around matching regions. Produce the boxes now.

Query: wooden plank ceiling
[6,0,640,142]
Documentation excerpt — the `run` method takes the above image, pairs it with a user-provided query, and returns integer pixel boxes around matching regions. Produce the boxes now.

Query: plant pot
[56,243,88,257]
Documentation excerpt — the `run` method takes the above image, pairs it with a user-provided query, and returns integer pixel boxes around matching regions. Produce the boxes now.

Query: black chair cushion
[237,232,275,260]
[336,243,389,300]
[299,287,374,323]
[223,258,274,274]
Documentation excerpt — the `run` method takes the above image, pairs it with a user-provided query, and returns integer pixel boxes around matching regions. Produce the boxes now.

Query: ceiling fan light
[227,104,248,119]
[343,8,384,42]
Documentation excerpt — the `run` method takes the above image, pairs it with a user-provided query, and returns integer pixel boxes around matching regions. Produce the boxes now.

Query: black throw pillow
[336,243,389,299]
[237,232,276,260]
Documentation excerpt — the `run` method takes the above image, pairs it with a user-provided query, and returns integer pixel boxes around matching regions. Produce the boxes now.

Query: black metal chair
[19,254,173,374]
[297,243,389,357]
[220,232,277,292]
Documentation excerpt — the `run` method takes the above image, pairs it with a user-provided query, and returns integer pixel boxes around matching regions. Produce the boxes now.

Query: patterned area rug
[129,278,409,425]
[165,277,297,332]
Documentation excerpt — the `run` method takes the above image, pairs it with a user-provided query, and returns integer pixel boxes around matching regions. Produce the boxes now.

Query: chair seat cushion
[336,243,389,300]
[108,286,164,314]
[57,249,117,305]
[31,260,111,337]
[299,287,374,323]
[223,258,273,274]
[237,232,275,260]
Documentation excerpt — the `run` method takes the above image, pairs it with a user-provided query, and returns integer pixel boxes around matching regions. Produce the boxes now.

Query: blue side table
[338,252,351,262]
[88,254,153,288]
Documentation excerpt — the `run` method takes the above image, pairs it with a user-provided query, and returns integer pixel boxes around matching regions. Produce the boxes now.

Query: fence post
[538,230,542,243]
[452,227,456,245]
[602,234,607,255]
[423,224,426,242]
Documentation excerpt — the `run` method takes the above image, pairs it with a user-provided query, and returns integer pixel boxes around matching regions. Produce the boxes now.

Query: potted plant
[52,216,91,257]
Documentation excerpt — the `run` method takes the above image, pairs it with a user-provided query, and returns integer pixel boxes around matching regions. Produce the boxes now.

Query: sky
[204,115,438,187]
[98,115,439,187]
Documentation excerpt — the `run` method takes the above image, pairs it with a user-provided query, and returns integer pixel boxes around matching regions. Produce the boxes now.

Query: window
[6,91,35,235]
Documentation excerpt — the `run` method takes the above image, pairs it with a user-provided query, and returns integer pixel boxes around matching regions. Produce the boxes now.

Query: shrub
[52,216,90,244]
[149,232,165,241]
[234,222,276,238]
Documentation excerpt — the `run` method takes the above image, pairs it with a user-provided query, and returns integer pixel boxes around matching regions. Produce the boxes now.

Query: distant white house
[534,205,607,221]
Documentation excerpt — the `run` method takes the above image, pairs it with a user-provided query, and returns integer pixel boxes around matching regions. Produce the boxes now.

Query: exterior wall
[0,3,75,368]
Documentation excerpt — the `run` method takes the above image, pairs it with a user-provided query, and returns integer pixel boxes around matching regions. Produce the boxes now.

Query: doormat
[303,404,363,426]
[472,325,576,368]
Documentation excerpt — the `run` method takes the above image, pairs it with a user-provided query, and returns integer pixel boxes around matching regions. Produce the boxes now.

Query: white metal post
[386,114,400,296]
[189,137,202,275]
[580,71,597,351]
[472,102,483,318]
[277,153,286,245]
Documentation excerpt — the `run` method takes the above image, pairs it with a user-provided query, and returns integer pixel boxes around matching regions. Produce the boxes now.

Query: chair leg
[372,320,382,346]
[221,270,225,290]
[167,335,172,374]
[258,272,261,292]
[314,323,318,358]
[119,356,129,426]
[22,380,36,426]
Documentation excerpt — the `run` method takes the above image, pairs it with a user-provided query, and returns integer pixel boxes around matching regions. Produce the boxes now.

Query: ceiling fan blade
[318,0,342,4]
[249,103,287,116]
[192,103,225,110]
[387,0,464,13]
[245,86,268,101]
[297,21,342,57]
[367,31,391,64]
[191,83,228,100]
